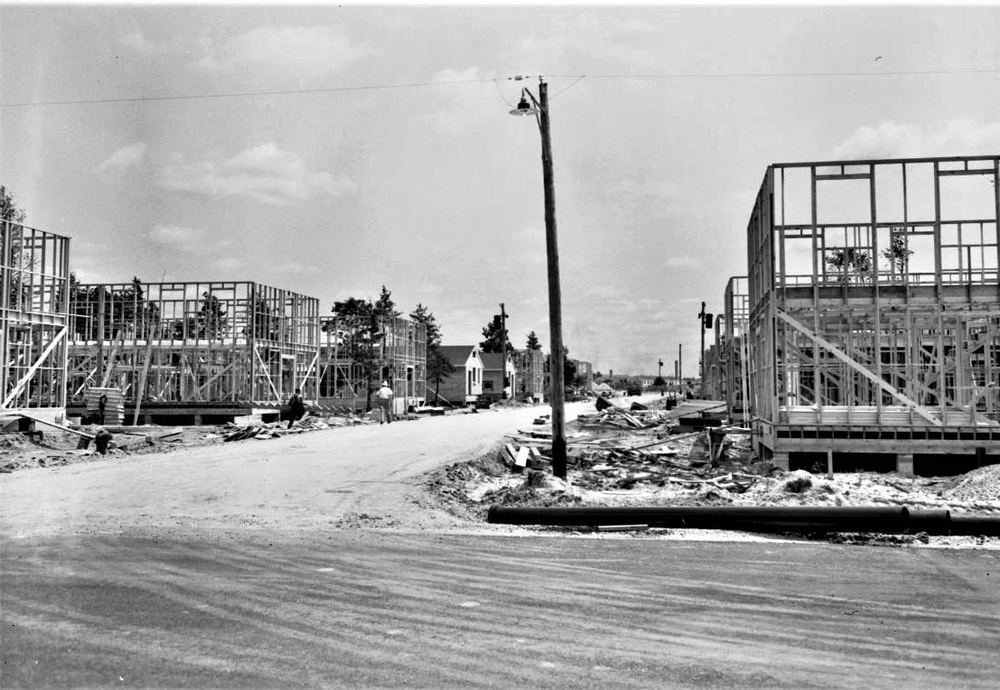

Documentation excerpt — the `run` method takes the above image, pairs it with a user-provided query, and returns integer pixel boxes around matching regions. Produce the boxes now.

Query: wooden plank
[13,412,95,440]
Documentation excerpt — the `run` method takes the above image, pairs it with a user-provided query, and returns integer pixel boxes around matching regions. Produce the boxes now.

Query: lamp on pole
[510,77,567,480]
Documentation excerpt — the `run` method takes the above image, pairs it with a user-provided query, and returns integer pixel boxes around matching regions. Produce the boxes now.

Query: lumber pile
[499,443,547,472]
[86,387,124,424]
[222,416,331,442]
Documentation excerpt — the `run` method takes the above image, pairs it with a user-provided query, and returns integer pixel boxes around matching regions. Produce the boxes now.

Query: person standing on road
[376,380,395,424]
[287,388,306,429]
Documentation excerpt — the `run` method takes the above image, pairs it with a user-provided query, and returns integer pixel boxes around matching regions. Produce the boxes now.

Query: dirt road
[2,398,999,688]
[0,401,599,537]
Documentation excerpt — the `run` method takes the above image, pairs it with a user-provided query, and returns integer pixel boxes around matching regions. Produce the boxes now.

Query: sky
[2,2,1000,376]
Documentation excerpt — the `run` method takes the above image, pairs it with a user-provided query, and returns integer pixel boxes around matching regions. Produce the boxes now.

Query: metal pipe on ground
[949,515,1000,537]
[487,505,914,534]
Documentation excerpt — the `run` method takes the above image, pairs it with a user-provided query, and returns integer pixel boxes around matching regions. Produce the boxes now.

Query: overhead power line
[3,67,998,108]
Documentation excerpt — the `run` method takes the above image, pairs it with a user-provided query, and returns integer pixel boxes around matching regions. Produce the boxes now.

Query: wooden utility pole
[698,301,710,398]
[499,302,508,399]
[539,79,567,479]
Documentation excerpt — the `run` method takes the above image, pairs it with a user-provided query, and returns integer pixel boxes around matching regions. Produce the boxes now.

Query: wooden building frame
[319,316,426,414]
[745,154,1000,474]
[66,281,320,419]
[722,276,751,422]
[1,221,71,423]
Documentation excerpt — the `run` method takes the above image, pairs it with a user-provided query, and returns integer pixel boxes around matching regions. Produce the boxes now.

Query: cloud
[196,26,371,80]
[214,257,246,272]
[833,119,1000,159]
[158,143,355,205]
[149,225,205,252]
[97,142,147,171]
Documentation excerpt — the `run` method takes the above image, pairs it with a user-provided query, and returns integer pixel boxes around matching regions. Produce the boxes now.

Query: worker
[376,380,395,424]
[98,393,108,425]
[287,388,305,429]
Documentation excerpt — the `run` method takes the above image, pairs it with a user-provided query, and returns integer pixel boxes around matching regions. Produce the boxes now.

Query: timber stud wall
[1,221,71,411]
[67,281,320,405]
[745,154,1000,466]
[319,316,427,412]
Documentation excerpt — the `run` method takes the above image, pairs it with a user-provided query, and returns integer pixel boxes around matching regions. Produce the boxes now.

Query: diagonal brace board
[3,327,67,408]
[776,310,942,426]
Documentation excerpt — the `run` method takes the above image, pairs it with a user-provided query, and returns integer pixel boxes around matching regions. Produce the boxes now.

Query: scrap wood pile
[498,398,759,494]
[222,415,334,442]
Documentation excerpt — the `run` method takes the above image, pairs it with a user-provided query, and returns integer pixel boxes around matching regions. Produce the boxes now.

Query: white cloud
[213,257,246,272]
[158,143,355,205]
[97,142,147,171]
[149,225,204,252]
[833,119,1000,160]
[196,26,371,80]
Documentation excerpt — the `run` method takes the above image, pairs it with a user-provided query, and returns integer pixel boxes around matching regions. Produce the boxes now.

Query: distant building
[434,345,484,405]
[513,348,545,402]
[480,352,517,403]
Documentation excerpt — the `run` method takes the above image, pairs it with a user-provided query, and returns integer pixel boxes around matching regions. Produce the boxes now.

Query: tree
[882,227,913,278]
[562,346,579,391]
[1,185,26,223]
[2,186,30,309]
[410,303,455,402]
[196,292,228,339]
[653,376,666,387]
[825,247,872,283]
[525,331,542,351]
[480,313,512,353]
[331,296,380,411]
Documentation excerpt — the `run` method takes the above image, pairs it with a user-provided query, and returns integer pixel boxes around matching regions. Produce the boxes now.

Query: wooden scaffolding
[745,154,1000,473]
[1,221,71,423]
[66,281,320,419]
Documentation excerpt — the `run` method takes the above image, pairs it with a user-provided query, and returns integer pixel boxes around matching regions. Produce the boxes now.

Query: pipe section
[487,505,912,534]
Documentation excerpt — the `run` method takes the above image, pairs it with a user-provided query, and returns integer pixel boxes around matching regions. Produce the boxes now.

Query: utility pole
[698,301,711,399]
[510,77,566,479]
[499,302,508,399]
[539,80,567,479]
[678,344,683,397]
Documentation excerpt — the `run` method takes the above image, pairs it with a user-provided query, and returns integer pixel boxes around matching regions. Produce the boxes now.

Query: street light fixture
[509,77,567,480]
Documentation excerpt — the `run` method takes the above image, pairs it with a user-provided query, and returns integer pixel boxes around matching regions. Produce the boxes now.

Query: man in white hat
[376,380,395,424]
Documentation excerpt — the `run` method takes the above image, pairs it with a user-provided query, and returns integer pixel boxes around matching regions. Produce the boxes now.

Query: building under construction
[319,316,426,415]
[744,154,1000,475]
[1,220,71,427]
[721,276,750,423]
[66,280,320,424]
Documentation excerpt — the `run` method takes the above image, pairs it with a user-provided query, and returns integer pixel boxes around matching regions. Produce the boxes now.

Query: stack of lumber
[499,443,547,472]
[86,387,124,424]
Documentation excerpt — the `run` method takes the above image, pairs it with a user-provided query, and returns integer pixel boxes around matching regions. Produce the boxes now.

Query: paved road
[2,398,999,688]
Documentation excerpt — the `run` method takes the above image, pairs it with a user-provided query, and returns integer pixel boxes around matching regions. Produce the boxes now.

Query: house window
[484,381,493,390]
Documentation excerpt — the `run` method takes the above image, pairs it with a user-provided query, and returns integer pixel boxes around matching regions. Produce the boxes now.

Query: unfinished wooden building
[319,316,426,414]
[66,281,320,424]
[722,276,751,423]
[1,220,71,427]
[746,154,1000,475]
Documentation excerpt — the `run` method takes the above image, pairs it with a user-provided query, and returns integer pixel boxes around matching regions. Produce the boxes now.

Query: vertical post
[96,285,106,385]
[538,79,566,480]
[698,301,707,398]
[678,344,683,395]
[500,301,507,399]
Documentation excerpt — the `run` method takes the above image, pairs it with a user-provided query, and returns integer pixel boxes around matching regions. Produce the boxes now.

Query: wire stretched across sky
[2,67,998,109]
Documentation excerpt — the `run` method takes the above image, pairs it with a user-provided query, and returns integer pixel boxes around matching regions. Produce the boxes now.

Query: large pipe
[949,514,1000,537]
[488,505,913,534]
